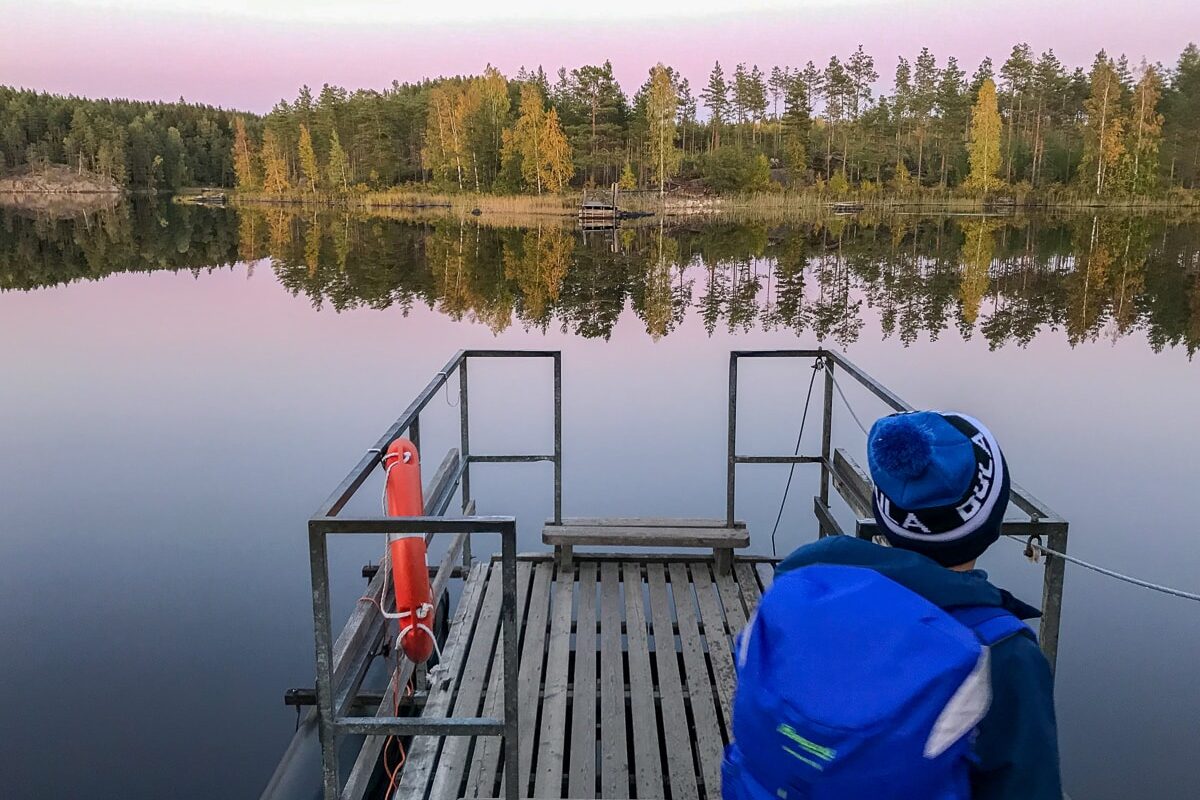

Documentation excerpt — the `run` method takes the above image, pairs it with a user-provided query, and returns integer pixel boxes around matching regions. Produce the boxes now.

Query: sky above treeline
[4,0,1196,113]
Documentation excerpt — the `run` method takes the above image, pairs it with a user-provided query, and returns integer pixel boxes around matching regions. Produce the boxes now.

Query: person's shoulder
[990,626,1054,692]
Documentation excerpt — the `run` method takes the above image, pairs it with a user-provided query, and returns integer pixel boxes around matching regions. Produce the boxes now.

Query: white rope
[829,371,872,435]
[379,448,413,515]
[1007,535,1200,602]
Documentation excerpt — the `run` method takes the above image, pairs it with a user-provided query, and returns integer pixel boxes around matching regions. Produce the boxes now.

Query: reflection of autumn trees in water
[4,200,1200,355]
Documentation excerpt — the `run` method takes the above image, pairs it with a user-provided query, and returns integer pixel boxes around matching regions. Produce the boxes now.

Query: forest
[2,42,1199,198]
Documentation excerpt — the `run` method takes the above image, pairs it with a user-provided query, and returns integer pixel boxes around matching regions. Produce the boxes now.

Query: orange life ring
[383,438,437,664]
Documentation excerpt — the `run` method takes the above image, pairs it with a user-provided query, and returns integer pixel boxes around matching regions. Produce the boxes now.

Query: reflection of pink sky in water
[2,259,1199,798]
[5,2,1197,112]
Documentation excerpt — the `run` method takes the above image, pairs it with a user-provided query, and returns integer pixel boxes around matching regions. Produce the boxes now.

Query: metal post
[818,357,834,537]
[459,360,472,567]
[553,353,563,525]
[308,522,340,800]
[1039,525,1068,675]
[727,354,738,528]
[409,415,421,456]
[500,520,520,800]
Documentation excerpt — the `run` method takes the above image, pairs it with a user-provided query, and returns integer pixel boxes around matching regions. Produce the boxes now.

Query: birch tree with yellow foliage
[964,79,1002,193]
[502,85,572,194]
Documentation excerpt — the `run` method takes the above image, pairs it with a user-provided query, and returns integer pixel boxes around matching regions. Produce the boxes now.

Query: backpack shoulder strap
[948,605,1036,647]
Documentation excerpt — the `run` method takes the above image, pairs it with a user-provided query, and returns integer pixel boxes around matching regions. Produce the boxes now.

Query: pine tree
[782,75,812,179]
[298,124,319,192]
[965,78,1003,193]
[232,116,258,190]
[701,62,729,149]
[326,129,350,192]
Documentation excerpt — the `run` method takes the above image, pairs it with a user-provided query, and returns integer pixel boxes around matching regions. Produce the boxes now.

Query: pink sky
[4,1,1197,112]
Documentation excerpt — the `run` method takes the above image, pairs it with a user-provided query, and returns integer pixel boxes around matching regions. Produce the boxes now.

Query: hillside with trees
[3,43,1199,200]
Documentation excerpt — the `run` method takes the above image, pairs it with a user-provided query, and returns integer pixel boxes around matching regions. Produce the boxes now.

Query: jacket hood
[775,535,1041,620]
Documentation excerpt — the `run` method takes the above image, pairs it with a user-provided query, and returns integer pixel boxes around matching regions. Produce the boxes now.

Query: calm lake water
[2,201,1198,799]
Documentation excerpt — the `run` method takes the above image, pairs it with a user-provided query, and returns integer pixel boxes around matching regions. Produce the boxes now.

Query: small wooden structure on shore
[265,348,1071,800]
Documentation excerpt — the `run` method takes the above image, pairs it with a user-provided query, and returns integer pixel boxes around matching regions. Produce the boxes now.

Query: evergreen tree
[701,62,730,149]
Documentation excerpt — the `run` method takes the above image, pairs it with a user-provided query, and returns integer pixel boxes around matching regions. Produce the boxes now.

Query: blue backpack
[724,564,1031,800]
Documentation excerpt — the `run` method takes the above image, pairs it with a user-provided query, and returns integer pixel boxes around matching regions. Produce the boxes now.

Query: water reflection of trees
[4,201,1199,356]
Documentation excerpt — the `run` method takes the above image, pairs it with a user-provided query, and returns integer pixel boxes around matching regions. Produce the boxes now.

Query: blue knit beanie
[867,411,1010,567]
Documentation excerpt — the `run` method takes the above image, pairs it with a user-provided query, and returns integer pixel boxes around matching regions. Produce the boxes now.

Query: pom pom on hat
[869,414,934,481]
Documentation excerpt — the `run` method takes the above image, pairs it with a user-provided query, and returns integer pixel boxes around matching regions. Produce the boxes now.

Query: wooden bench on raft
[543,517,750,574]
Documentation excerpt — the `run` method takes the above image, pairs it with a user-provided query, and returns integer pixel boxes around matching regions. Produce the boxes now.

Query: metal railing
[727,349,1070,672]
[307,349,561,800]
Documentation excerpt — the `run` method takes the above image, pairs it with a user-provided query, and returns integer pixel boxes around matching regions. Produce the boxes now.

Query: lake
[1,201,1198,799]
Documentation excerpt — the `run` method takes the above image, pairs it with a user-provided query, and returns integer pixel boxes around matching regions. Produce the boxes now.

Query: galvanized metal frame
[727,349,1070,672]
[307,350,561,800]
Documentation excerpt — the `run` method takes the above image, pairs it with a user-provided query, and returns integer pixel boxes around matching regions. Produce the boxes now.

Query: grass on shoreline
[223,185,1200,220]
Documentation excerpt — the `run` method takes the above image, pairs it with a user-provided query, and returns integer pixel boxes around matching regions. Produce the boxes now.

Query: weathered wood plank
[497,561,555,799]
[428,555,508,800]
[713,565,749,637]
[598,562,629,798]
[832,448,872,518]
[549,518,748,529]
[646,563,699,800]
[567,561,598,799]
[463,561,534,799]
[754,562,775,593]
[390,560,490,800]
[667,563,724,796]
[543,525,750,548]
[533,566,576,797]
[690,563,736,736]
[622,562,665,799]
[735,562,764,614]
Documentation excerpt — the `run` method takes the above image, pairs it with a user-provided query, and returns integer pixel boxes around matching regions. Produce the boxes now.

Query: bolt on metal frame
[307,350,561,800]
[727,349,1070,672]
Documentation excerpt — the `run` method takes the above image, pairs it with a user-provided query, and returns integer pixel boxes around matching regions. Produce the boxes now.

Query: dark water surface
[2,202,1198,799]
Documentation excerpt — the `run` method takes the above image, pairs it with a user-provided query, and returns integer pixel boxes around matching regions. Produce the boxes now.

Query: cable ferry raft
[264,349,1070,800]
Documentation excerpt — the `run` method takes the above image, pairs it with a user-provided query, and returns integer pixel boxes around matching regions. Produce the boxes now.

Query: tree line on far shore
[3,42,1200,197]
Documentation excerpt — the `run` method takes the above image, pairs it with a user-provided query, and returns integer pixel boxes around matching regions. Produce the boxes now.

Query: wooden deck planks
[391,560,491,800]
[598,562,630,798]
[533,566,577,797]
[621,562,665,799]
[463,562,534,799]
[497,561,555,799]
[646,563,700,800]
[567,562,598,799]
[428,560,509,800]
[667,563,725,797]
[402,554,775,800]
[689,563,736,735]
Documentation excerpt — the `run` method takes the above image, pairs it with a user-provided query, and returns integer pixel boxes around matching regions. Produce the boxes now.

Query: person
[724,411,1062,800]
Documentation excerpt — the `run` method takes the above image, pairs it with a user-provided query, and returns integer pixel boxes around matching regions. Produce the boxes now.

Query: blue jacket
[776,536,1062,800]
